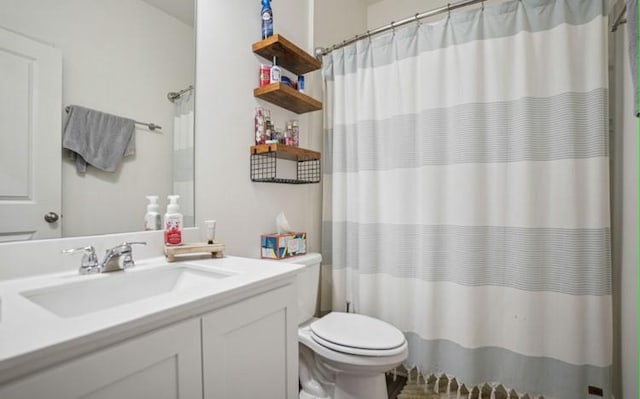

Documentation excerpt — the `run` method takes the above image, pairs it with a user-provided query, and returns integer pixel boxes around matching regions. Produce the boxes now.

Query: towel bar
[64,106,162,131]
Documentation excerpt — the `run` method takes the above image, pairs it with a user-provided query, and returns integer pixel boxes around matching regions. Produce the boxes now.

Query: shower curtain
[321,0,611,398]
[173,90,194,227]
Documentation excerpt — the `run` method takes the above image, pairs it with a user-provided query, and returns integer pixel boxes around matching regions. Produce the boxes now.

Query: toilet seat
[309,312,406,357]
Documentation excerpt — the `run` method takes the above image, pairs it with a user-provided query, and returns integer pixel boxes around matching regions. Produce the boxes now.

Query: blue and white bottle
[261,0,273,39]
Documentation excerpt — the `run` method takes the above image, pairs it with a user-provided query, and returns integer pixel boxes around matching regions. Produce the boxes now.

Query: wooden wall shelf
[254,83,322,114]
[250,144,320,161]
[252,34,321,75]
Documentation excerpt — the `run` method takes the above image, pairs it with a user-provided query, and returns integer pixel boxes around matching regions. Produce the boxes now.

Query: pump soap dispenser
[144,196,161,231]
[164,195,183,245]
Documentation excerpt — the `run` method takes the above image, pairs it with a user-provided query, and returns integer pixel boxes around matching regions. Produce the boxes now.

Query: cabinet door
[202,284,298,399]
[0,318,202,399]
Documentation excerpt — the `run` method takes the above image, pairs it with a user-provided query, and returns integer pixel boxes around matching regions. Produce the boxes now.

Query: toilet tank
[285,253,322,324]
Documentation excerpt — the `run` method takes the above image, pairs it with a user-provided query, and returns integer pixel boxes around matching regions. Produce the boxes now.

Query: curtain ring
[366,30,372,43]
[390,21,395,36]
[414,13,421,27]
[447,3,451,17]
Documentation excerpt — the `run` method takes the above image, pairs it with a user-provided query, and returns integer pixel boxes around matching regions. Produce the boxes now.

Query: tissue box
[261,232,307,259]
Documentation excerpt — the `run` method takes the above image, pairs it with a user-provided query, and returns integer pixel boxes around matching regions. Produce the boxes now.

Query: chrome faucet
[100,242,146,272]
[63,242,147,274]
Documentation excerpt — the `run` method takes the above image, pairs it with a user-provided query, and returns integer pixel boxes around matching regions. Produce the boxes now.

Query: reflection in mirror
[0,0,195,241]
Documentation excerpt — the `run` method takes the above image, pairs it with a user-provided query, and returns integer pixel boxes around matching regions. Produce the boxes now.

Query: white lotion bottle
[204,220,216,244]
[144,195,161,230]
[270,56,281,84]
[164,195,183,245]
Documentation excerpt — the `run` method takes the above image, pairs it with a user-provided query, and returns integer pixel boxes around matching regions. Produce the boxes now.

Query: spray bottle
[164,195,183,246]
[261,0,273,39]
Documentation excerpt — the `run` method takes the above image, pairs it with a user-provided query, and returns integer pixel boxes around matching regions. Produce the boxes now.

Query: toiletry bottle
[164,195,183,246]
[291,119,299,147]
[144,195,161,230]
[285,121,293,146]
[265,108,273,141]
[204,220,216,244]
[270,56,281,84]
[259,64,271,87]
[261,0,273,39]
[255,107,265,144]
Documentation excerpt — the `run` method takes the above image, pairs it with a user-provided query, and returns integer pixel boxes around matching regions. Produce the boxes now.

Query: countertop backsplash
[0,228,201,281]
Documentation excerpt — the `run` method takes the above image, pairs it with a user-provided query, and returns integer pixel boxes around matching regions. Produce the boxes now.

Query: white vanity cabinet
[0,318,203,399]
[202,283,298,399]
[0,281,298,399]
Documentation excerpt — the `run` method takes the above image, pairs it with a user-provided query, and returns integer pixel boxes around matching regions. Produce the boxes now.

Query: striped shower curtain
[321,0,611,398]
[173,90,194,227]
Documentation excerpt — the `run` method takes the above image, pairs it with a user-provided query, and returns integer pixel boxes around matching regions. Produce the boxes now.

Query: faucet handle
[123,241,147,247]
[62,246,99,273]
[120,241,147,268]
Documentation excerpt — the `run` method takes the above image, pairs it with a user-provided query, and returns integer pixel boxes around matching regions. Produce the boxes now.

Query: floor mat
[396,383,441,399]
[386,374,407,399]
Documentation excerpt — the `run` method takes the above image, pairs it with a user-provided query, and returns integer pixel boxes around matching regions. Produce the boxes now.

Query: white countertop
[0,255,303,385]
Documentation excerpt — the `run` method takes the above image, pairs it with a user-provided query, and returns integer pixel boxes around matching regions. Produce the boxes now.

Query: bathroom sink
[21,265,234,318]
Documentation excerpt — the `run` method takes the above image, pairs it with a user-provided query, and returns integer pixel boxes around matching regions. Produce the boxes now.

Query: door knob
[44,212,59,223]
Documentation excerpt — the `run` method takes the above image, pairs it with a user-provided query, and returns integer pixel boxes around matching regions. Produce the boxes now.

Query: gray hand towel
[62,105,136,173]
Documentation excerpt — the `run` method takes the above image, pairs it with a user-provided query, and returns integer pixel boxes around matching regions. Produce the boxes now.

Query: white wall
[0,0,194,237]
[611,26,638,399]
[195,0,322,258]
[314,0,368,49]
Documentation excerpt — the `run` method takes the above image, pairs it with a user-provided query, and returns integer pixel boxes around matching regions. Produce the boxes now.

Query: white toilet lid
[310,312,406,355]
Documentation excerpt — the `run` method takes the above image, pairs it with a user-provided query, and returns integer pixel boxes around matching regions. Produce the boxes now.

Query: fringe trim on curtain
[389,365,546,399]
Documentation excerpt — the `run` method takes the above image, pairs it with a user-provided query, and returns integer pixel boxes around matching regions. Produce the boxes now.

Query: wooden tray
[164,242,225,262]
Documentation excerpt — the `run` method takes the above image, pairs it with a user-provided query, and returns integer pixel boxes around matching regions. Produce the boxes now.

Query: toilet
[288,253,408,399]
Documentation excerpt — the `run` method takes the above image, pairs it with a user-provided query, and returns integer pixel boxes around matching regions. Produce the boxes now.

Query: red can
[259,64,271,87]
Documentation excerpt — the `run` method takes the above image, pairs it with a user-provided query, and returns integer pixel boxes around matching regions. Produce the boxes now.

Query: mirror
[0,0,195,241]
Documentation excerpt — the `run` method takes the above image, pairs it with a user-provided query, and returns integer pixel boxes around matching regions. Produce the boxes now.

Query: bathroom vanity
[0,256,302,399]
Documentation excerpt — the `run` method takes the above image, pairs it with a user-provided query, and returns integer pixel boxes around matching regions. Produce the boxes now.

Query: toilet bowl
[287,254,408,399]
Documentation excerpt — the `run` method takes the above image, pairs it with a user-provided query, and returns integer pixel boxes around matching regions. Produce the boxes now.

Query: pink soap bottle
[164,195,183,246]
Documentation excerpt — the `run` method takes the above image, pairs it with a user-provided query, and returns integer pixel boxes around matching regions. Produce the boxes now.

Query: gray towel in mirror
[63,105,136,173]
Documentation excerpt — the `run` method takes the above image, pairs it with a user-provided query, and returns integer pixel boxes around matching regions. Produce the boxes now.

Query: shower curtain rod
[167,85,194,103]
[315,0,485,57]
[316,0,629,57]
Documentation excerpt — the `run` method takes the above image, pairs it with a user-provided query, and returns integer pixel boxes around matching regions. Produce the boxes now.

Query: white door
[0,26,62,241]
